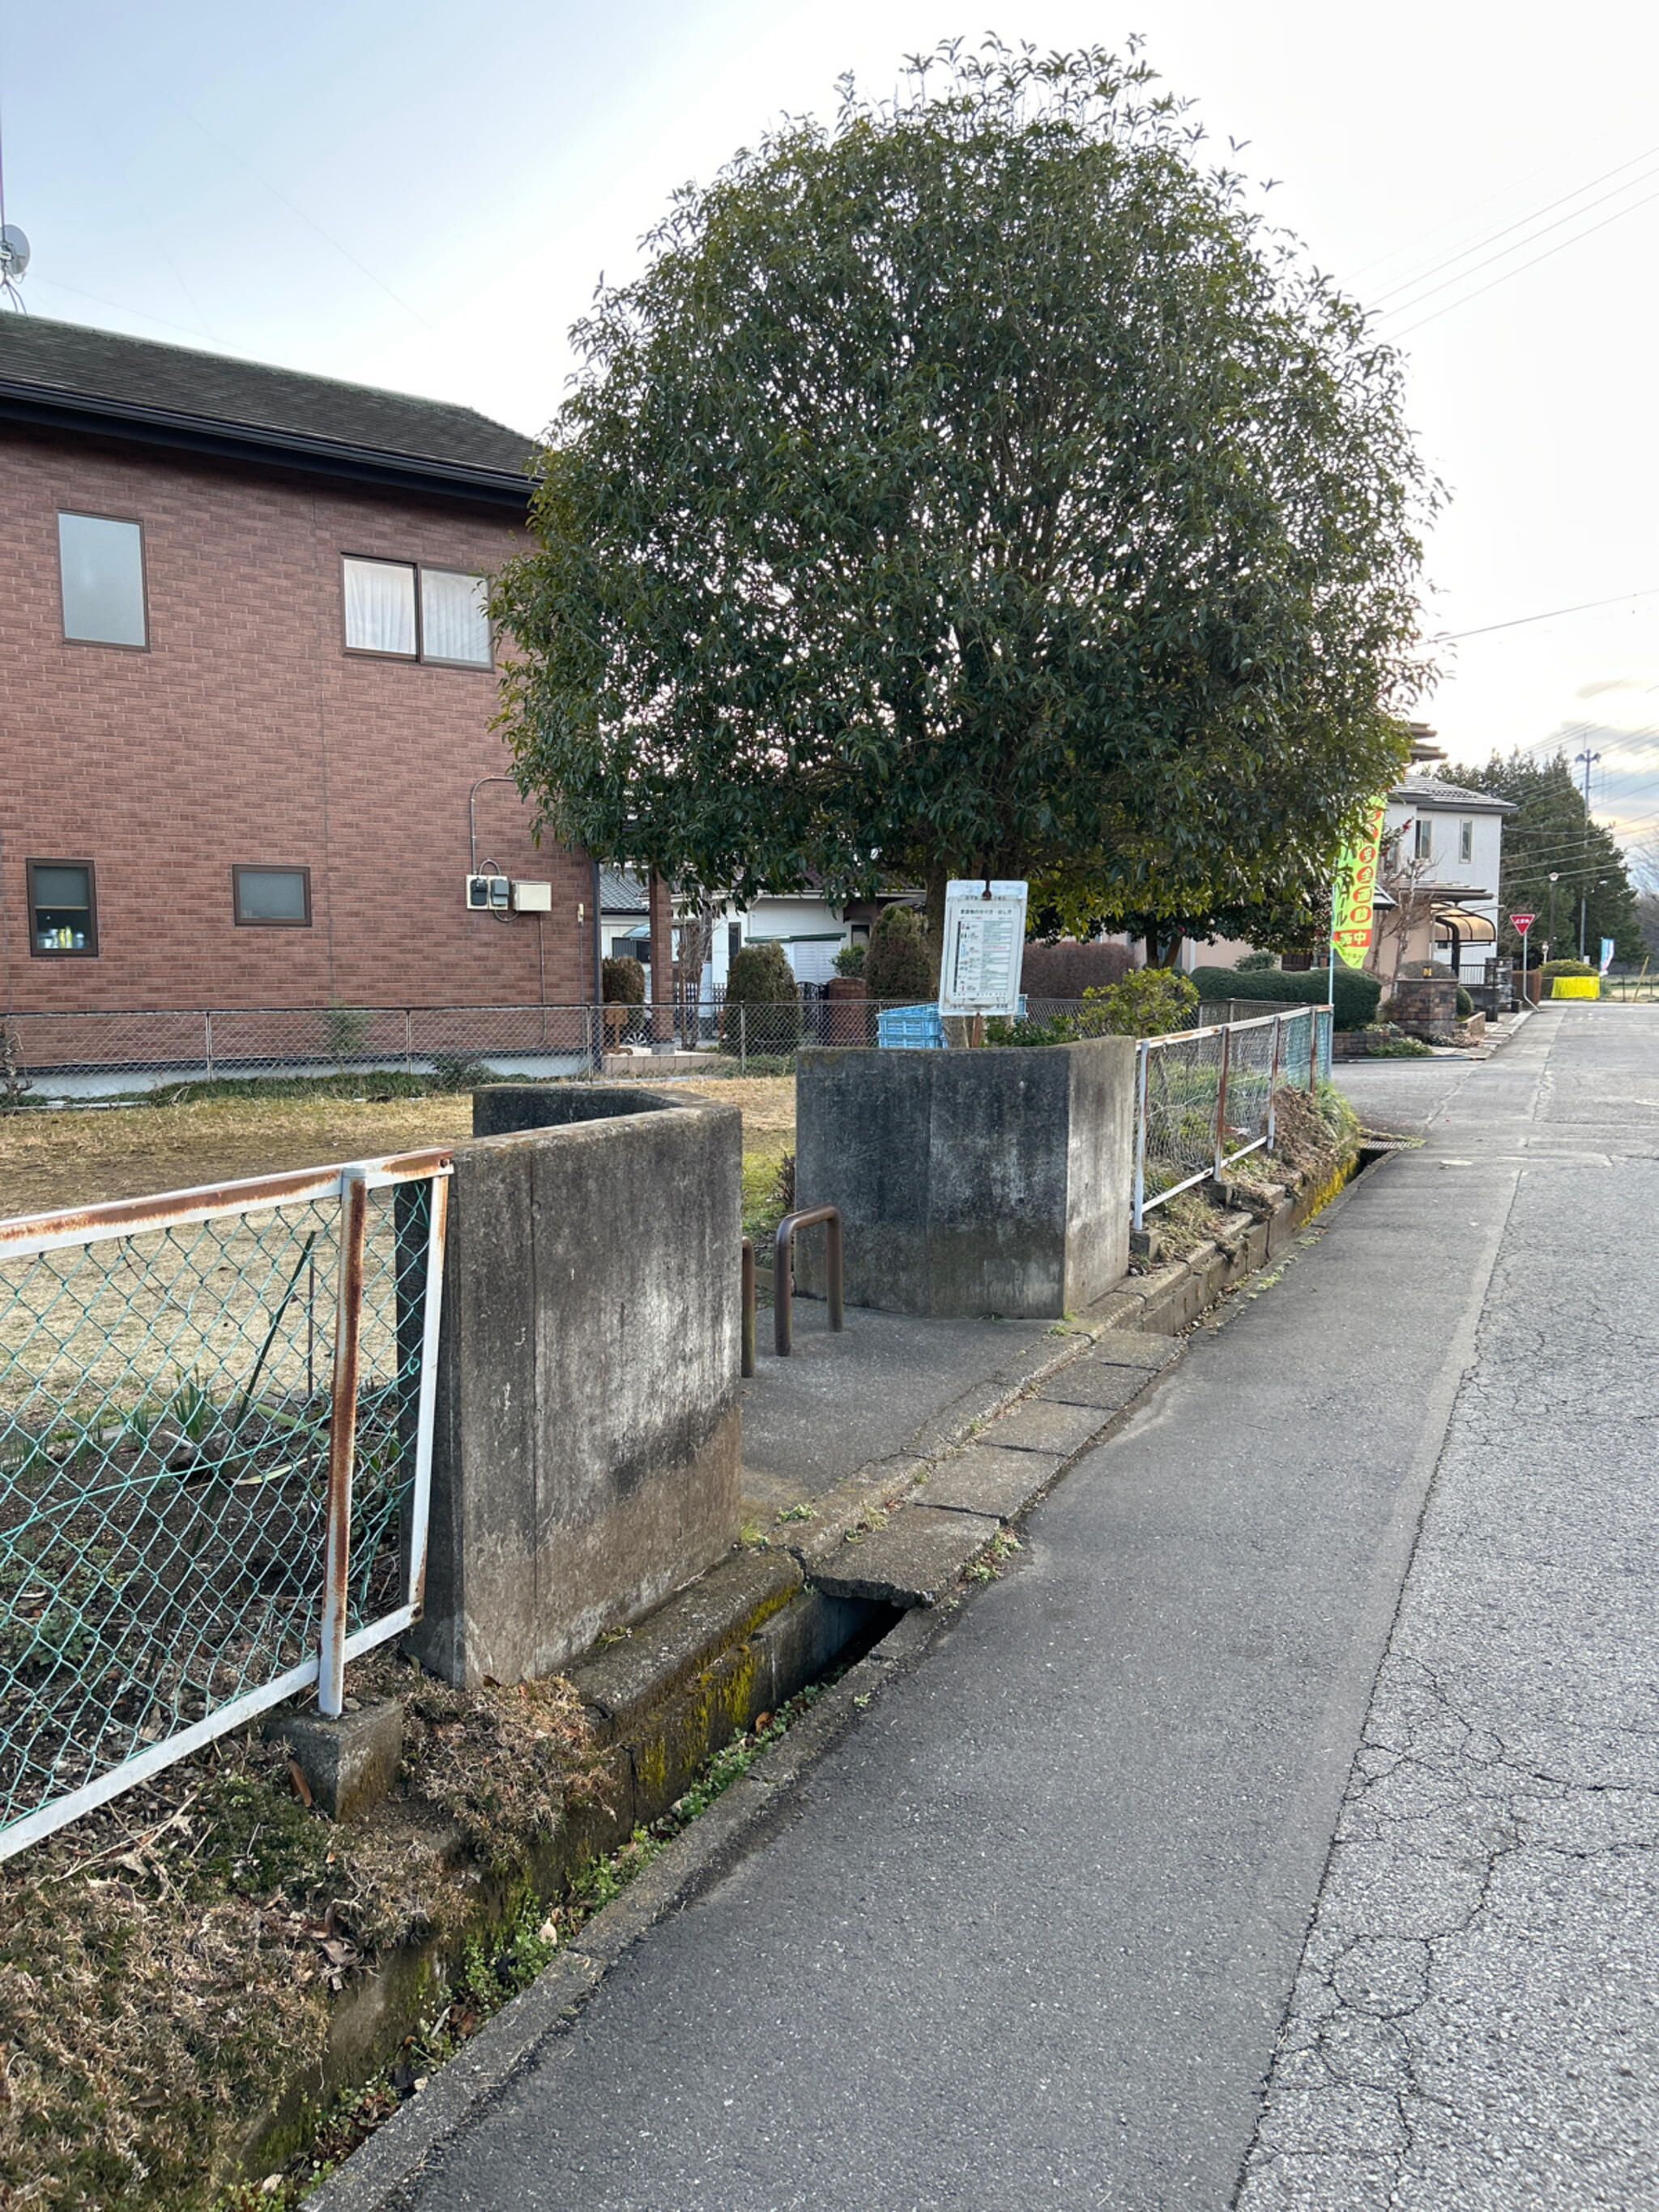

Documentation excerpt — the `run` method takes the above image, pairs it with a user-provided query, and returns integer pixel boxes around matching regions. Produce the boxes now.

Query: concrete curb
[304,1634,940,2212]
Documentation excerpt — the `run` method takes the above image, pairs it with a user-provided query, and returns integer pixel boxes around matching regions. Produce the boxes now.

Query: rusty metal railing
[0,1149,450,1859]
[773,1206,844,1357]
[740,1237,757,1379]
[1132,1008,1326,1231]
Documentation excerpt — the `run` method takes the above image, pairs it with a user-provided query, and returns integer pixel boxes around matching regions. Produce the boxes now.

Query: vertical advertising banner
[1330,799,1388,970]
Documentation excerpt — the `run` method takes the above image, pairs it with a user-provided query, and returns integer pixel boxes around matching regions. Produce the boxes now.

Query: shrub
[864,906,933,999]
[1019,938,1132,999]
[601,956,646,1004]
[833,943,867,978]
[1188,963,1381,1030]
[1455,985,1473,1018]
[1082,967,1198,1037]
[1235,948,1279,972]
[987,966,1196,1045]
[721,940,802,1054]
[1539,957,1596,978]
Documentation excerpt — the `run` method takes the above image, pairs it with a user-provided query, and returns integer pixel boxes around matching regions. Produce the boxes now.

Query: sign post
[938,880,1029,1040]
[1509,912,1534,1009]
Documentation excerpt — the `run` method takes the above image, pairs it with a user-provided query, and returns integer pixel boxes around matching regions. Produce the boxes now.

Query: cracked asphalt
[1239,1004,1659,2210]
[390,1005,1653,2212]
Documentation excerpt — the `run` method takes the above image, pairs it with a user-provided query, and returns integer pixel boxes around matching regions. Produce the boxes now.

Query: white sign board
[938,879,1029,1019]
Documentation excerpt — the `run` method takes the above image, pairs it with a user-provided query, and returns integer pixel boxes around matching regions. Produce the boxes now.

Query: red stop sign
[1509,912,1535,931]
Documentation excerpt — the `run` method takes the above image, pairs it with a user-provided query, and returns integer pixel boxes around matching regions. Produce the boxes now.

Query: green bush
[1235,948,1279,972]
[1539,957,1596,978]
[721,941,803,1054]
[1188,963,1381,1031]
[1455,985,1473,1018]
[601,956,646,1004]
[864,906,932,999]
[987,966,1196,1046]
[833,943,866,978]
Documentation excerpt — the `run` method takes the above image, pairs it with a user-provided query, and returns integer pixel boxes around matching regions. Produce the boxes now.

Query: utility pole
[1547,872,1559,964]
[1575,749,1600,961]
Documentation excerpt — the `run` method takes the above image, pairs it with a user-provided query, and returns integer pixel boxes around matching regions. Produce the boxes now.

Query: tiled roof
[599,868,649,912]
[0,315,533,501]
[1391,775,1516,811]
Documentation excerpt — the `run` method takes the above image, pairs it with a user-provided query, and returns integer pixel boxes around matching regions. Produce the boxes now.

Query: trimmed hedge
[1189,964,1381,1031]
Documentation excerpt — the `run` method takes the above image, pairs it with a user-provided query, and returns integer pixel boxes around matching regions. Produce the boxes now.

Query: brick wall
[0,429,594,1013]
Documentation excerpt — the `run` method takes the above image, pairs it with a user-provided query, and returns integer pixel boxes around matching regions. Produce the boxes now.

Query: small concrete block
[1086,1330,1181,1370]
[266,1698,403,1823]
[1128,1226,1162,1261]
[1038,1361,1154,1413]
[987,1397,1111,1457]
[808,1504,1000,1607]
[921,1443,1064,1519]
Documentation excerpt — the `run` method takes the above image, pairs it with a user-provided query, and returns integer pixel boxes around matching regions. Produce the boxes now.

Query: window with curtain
[343,557,416,655]
[233,866,312,925]
[59,514,147,647]
[420,568,492,666]
[1459,820,1473,862]
[1414,817,1433,861]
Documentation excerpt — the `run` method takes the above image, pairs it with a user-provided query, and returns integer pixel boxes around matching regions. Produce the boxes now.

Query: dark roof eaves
[0,379,535,509]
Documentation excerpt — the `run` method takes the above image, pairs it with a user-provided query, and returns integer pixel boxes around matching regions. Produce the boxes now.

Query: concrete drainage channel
[306,1144,1385,2211]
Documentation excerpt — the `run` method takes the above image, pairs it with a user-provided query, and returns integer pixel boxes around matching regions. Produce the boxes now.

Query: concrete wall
[412,1085,743,1687]
[794,1040,1136,1319]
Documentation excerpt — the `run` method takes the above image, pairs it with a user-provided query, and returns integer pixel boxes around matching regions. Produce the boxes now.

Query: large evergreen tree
[1450,751,1642,965]
[492,40,1435,940]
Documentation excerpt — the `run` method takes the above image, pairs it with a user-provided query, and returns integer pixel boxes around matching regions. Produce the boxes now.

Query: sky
[6,0,1659,876]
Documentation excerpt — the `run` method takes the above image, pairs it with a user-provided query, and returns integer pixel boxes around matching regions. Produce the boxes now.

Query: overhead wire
[1388,179,1659,336]
[1373,147,1659,318]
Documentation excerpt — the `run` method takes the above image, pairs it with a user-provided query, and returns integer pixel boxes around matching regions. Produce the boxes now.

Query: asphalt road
[400,1007,1655,2211]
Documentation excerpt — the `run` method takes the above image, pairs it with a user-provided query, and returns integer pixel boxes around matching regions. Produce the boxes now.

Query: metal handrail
[773,1205,843,1357]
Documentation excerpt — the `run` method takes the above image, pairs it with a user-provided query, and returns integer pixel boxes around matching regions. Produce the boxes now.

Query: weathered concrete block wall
[794,1041,1136,1319]
[412,1085,743,1688]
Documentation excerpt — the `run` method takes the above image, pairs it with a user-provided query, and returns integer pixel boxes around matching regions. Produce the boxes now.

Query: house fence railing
[0,1149,450,1860]
[1131,1007,1332,1232]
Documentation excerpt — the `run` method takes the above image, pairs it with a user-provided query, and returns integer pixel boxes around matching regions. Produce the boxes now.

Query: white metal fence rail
[1132,1008,1328,1231]
[0,1149,450,1860]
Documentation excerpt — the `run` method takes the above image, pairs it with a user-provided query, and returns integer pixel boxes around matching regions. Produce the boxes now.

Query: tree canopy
[493,39,1435,939]
[1448,751,1643,965]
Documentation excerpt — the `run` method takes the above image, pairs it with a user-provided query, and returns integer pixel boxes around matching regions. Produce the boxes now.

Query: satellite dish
[0,226,28,282]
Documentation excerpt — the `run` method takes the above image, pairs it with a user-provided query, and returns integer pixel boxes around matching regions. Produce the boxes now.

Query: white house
[1376,771,1515,987]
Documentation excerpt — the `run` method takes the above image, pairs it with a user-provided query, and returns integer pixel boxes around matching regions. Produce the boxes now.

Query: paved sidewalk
[339,1004,1658,2211]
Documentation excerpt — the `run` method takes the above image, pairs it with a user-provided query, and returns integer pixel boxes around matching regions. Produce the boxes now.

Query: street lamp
[1575,749,1601,961]
[1547,872,1559,964]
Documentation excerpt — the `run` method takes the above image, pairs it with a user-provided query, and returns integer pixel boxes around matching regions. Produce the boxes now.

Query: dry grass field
[0,1072,799,1221]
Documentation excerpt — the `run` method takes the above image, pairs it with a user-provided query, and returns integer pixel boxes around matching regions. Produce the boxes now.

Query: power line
[1390,178,1659,337]
[1373,150,1659,318]
[1436,586,1659,641]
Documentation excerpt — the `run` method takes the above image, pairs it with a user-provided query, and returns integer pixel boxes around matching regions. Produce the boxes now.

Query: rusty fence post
[773,1205,843,1357]
[319,1166,369,1717]
[740,1236,756,1379]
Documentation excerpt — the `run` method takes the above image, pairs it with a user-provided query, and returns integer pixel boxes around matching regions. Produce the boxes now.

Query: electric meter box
[465,873,511,911]
[512,880,552,913]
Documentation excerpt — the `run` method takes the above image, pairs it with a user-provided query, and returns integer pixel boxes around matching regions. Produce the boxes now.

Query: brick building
[0,316,597,1052]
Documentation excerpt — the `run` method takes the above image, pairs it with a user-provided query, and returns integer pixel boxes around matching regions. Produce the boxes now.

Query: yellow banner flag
[1330,799,1388,970]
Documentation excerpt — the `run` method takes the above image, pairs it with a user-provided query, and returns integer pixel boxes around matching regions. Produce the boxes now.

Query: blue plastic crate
[876,1003,946,1049]
[876,1000,1027,1048]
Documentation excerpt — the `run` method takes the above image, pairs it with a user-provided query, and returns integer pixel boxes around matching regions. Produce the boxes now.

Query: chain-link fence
[2,996,1121,1095]
[0,1150,450,1858]
[1132,1008,1326,1230]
